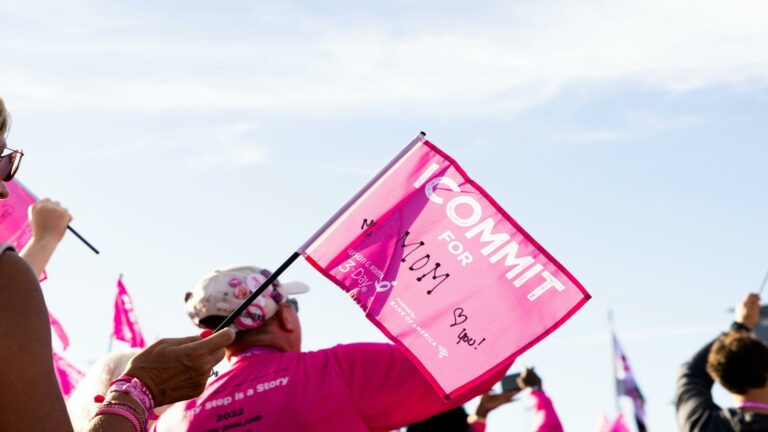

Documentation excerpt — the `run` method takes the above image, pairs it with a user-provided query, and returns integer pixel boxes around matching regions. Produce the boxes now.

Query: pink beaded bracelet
[106,375,155,430]
[94,405,143,432]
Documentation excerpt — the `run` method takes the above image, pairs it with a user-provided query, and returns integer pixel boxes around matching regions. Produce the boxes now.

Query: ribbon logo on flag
[301,134,591,397]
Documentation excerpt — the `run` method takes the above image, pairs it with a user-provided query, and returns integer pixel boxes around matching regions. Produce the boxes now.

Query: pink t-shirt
[154,343,509,432]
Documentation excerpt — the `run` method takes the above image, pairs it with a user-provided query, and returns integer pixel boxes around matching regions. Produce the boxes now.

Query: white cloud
[2,0,768,116]
[185,123,267,169]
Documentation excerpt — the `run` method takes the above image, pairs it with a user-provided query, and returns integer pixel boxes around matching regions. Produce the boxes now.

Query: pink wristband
[107,375,155,430]
[94,406,142,432]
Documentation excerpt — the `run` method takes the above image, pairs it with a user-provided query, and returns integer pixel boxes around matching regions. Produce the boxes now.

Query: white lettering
[527,271,566,301]
[446,196,482,227]
[465,218,510,255]
[425,176,460,204]
[413,163,441,188]
[489,241,535,280]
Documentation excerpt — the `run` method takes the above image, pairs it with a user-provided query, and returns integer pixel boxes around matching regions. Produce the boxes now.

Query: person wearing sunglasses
[0,96,237,432]
[155,264,513,432]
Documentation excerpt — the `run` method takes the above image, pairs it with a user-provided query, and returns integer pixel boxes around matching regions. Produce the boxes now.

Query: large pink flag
[0,179,36,251]
[301,134,590,397]
[113,276,146,348]
[49,311,70,351]
[53,351,84,399]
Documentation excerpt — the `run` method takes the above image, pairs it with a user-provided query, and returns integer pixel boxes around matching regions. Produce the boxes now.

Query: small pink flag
[0,179,36,251]
[113,276,146,348]
[48,311,70,351]
[53,351,84,399]
[301,134,590,398]
[599,413,632,432]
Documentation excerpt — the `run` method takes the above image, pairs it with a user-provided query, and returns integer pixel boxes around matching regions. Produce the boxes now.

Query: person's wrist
[474,406,490,419]
[28,234,63,249]
[732,321,753,332]
[122,368,162,407]
[468,413,487,424]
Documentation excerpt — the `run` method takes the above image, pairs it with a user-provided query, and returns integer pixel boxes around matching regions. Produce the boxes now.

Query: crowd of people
[3,94,768,432]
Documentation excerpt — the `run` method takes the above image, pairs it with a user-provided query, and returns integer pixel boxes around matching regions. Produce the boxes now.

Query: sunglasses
[286,298,299,313]
[0,146,23,182]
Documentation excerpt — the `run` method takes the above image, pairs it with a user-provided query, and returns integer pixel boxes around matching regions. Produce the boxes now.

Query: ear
[275,303,298,333]
[184,292,192,303]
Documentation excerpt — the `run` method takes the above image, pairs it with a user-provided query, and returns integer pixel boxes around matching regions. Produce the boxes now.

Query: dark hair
[707,331,768,395]
[407,407,470,432]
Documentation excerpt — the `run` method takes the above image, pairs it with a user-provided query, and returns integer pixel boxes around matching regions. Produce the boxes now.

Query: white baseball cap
[185,264,309,331]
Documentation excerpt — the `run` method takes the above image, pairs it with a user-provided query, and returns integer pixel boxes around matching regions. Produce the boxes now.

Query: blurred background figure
[676,293,768,431]
[407,368,563,432]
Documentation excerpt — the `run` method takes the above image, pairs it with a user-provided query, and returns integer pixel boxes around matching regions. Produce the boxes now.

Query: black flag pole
[66,225,99,254]
[214,252,301,333]
[215,132,428,332]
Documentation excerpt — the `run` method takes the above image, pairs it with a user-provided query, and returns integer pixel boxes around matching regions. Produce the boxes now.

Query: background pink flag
[53,351,84,399]
[0,179,36,251]
[113,276,146,348]
[599,413,632,432]
[48,311,70,351]
[301,134,590,397]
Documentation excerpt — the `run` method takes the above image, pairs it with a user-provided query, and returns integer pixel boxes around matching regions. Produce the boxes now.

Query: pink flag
[48,311,70,351]
[113,276,146,348]
[0,179,36,251]
[613,333,648,431]
[599,413,632,432]
[53,351,84,399]
[301,134,590,397]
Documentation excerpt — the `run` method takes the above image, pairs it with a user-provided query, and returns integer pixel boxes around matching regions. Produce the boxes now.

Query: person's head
[185,265,309,355]
[707,331,768,396]
[0,96,24,199]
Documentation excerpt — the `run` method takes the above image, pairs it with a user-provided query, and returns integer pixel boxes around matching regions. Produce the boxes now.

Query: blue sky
[3,1,768,430]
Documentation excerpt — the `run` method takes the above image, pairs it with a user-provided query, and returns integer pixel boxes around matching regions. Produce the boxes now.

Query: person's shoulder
[0,247,37,287]
[308,342,397,356]
[723,407,768,431]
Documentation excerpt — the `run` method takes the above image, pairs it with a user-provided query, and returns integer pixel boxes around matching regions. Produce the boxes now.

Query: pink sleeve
[470,422,486,432]
[331,343,511,431]
[530,390,564,432]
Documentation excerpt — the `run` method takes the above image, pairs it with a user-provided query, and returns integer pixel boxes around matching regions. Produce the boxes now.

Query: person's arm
[0,249,72,431]
[675,293,759,432]
[529,390,564,432]
[329,343,512,430]
[468,391,517,432]
[19,198,71,278]
[87,329,235,432]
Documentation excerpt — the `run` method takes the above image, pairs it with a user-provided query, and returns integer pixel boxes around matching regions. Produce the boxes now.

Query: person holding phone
[408,368,564,432]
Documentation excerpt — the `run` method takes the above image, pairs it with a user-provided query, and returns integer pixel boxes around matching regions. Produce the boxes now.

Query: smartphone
[500,372,522,392]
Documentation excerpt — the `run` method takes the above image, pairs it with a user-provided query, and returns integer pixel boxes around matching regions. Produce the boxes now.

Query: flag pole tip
[419,131,427,136]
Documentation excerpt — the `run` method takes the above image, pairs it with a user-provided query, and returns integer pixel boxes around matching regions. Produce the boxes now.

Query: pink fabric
[470,422,486,432]
[0,179,36,251]
[154,343,509,432]
[48,311,70,350]
[113,276,146,348]
[53,351,84,399]
[599,413,632,432]
[301,136,590,397]
[530,390,564,432]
